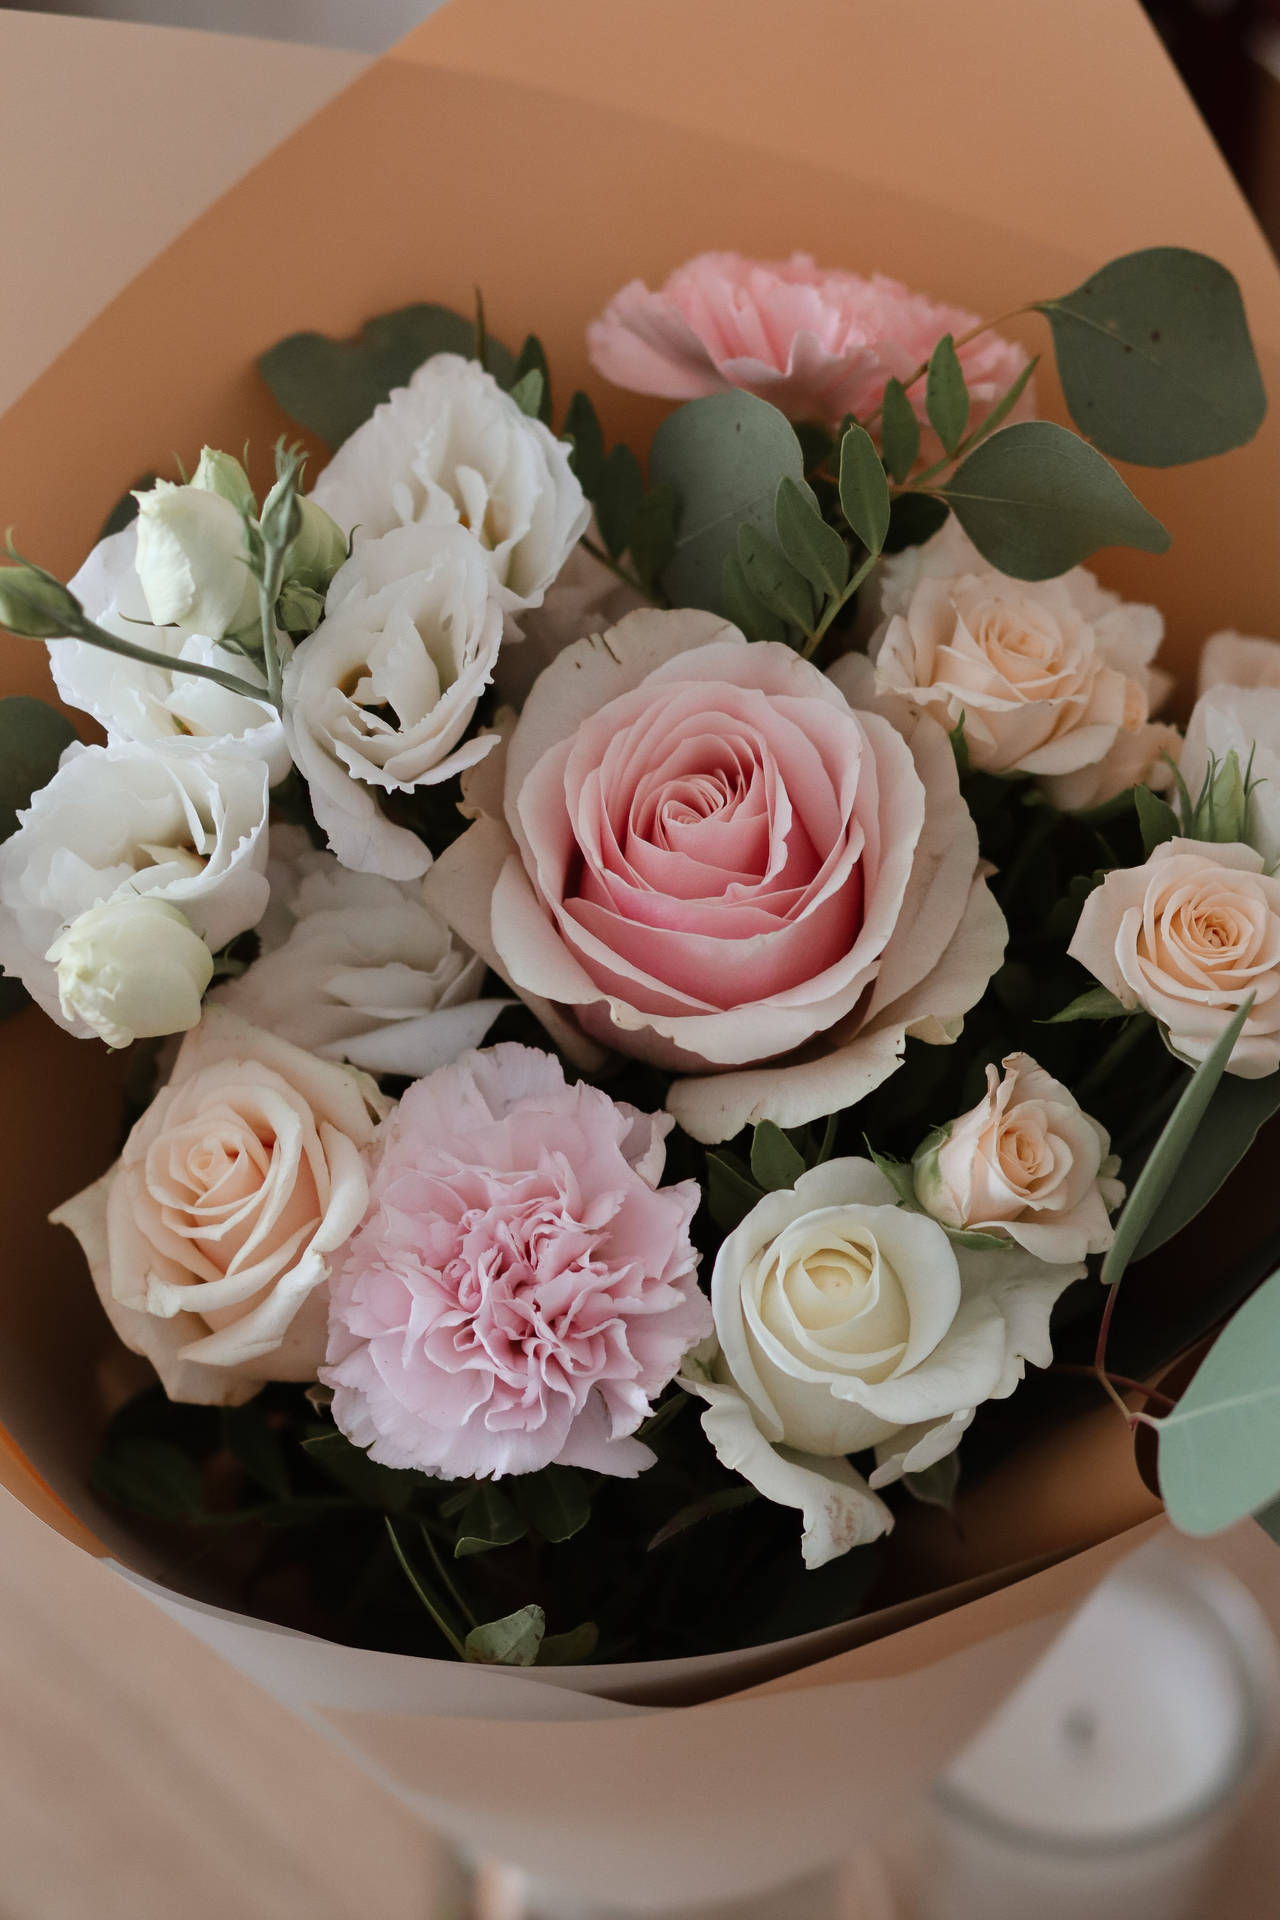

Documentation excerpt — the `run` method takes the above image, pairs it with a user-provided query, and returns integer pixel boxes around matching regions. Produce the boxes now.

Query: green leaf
[955,357,1039,455]
[98,473,159,542]
[939,421,1170,579]
[537,1621,599,1665]
[735,524,815,633]
[837,423,891,555]
[924,334,969,455]
[1158,1263,1280,1534]
[1135,1072,1280,1260]
[220,1403,291,1501]
[507,368,545,419]
[750,1119,807,1191]
[509,333,552,423]
[880,378,920,484]
[1035,248,1267,467]
[510,1465,591,1544]
[91,1438,204,1521]
[0,696,77,843]
[867,1145,921,1210]
[1045,986,1130,1023]
[720,550,789,646]
[259,304,516,449]
[1135,784,1180,855]
[464,1604,546,1666]
[595,442,644,560]
[904,1452,961,1511]
[705,1148,764,1232]
[628,484,677,593]
[301,1430,416,1511]
[563,390,606,499]
[773,476,850,598]
[647,1485,759,1551]
[1102,998,1252,1293]
[453,1481,527,1557]
[649,391,805,611]
[948,713,971,777]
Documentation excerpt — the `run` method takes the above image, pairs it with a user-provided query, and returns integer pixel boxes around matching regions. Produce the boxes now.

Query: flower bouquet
[4,0,1280,1907]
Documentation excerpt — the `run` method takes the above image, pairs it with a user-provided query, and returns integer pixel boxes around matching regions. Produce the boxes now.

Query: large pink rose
[424,612,1006,1143]
[586,252,1032,435]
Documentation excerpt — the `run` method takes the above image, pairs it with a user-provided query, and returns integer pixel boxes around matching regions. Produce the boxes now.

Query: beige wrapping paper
[0,0,1274,1904]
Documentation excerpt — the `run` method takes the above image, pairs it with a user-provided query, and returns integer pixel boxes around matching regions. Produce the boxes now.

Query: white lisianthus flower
[0,740,269,1032]
[282,522,503,880]
[46,897,213,1048]
[309,352,589,614]
[912,1053,1124,1264]
[682,1158,1081,1569]
[134,476,261,639]
[215,826,508,1076]
[47,524,288,782]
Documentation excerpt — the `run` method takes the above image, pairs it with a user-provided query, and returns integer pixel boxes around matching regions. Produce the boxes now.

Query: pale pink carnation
[587,251,1032,436]
[321,1044,707,1479]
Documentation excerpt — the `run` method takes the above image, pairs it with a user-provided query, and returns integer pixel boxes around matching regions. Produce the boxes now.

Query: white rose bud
[134,478,260,639]
[46,897,213,1048]
[912,1053,1123,1264]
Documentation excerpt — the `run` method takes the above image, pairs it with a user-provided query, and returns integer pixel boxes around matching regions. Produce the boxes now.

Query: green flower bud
[259,468,304,557]
[276,579,326,636]
[1186,747,1252,845]
[191,446,257,515]
[0,563,83,640]
[285,496,348,594]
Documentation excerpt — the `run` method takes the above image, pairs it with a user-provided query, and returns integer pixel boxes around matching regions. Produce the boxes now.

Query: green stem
[66,612,275,709]
[800,549,881,660]
[581,534,648,597]
[384,1517,466,1656]
[418,1518,478,1630]
[862,305,1031,432]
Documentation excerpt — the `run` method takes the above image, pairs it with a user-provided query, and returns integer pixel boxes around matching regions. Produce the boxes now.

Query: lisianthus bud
[258,469,304,559]
[46,896,214,1048]
[133,480,260,639]
[262,472,345,595]
[0,563,83,639]
[191,446,257,515]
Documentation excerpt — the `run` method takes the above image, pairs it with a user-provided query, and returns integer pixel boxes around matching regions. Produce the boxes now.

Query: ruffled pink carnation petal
[321,1043,707,1479]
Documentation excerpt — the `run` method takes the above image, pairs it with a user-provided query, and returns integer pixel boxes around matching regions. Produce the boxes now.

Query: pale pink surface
[321,1044,707,1479]
[587,251,1031,432]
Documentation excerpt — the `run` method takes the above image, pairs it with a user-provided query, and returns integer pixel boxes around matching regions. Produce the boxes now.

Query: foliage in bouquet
[2,245,1279,1666]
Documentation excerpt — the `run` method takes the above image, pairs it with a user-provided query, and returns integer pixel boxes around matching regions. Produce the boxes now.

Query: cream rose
[1069,838,1280,1076]
[309,352,589,615]
[282,521,503,880]
[216,828,507,1077]
[912,1053,1123,1264]
[424,610,1006,1145]
[51,1008,388,1405]
[0,740,269,1032]
[870,519,1168,782]
[47,897,213,1049]
[682,1158,1080,1568]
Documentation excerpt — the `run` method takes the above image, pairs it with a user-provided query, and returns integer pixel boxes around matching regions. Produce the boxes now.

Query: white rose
[1182,633,1280,870]
[913,1053,1123,1264]
[309,352,589,614]
[0,739,269,1032]
[47,525,288,782]
[870,519,1169,780]
[682,1158,1079,1568]
[282,521,503,880]
[216,830,508,1076]
[50,1008,388,1405]
[134,477,261,638]
[47,897,213,1049]
[1069,837,1280,1076]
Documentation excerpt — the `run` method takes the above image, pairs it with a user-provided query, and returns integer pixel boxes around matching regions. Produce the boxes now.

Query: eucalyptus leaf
[511,1465,591,1543]
[628,484,677,593]
[924,334,969,455]
[1045,986,1129,1023]
[454,1481,527,1557]
[735,524,815,633]
[955,357,1039,455]
[720,550,790,647]
[880,378,920,484]
[507,368,545,419]
[259,304,516,449]
[750,1119,807,1191]
[595,443,644,560]
[1134,1071,1280,1260]
[563,389,606,499]
[939,422,1170,579]
[706,1149,764,1232]
[0,696,78,842]
[650,392,805,611]
[464,1603,546,1666]
[1135,784,1180,855]
[773,475,850,598]
[509,332,552,423]
[537,1621,600,1665]
[837,423,891,555]
[1035,248,1267,466]
[1102,998,1251,1292]
[1158,1263,1280,1534]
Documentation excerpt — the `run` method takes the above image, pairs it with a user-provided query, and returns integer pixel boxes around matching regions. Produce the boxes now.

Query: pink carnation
[586,251,1031,436]
[321,1044,707,1479]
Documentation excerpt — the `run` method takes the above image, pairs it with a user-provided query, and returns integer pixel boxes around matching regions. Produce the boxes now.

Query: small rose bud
[134,480,261,639]
[0,563,83,639]
[191,446,257,515]
[46,896,214,1049]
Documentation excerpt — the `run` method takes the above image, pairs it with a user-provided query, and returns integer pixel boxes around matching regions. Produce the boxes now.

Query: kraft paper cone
[0,0,1272,1903]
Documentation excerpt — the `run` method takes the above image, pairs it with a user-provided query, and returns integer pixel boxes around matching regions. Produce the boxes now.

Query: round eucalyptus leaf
[1159,1263,1280,1535]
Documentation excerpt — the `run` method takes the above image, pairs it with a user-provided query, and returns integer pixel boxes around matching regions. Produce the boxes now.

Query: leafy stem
[384,1517,466,1656]
[861,306,1031,433]
[799,549,880,660]
[66,608,273,707]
